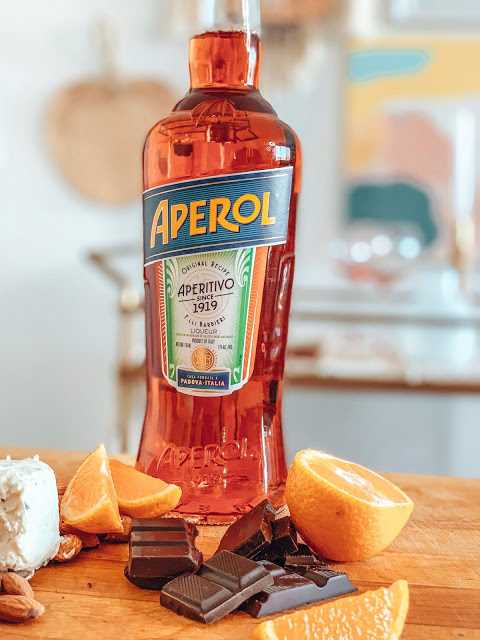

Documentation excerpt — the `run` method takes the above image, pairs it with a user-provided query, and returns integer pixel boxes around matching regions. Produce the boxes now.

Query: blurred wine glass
[329,221,423,285]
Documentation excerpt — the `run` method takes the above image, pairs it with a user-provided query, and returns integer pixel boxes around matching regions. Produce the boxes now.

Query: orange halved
[60,444,123,534]
[285,450,414,561]
[109,459,182,518]
[252,580,409,640]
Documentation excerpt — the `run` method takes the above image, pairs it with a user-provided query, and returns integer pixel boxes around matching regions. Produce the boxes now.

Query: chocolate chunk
[252,560,286,578]
[241,560,357,618]
[271,517,298,553]
[160,550,274,624]
[254,517,298,562]
[285,543,320,563]
[215,500,275,558]
[304,567,357,597]
[241,561,325,618]
[283,544,329,573]
[124,518,203,590]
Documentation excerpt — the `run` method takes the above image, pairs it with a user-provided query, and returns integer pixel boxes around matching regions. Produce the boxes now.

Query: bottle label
[143,167,293,396]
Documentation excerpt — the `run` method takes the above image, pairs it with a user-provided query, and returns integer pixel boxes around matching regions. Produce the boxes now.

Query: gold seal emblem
[191,347,215,371]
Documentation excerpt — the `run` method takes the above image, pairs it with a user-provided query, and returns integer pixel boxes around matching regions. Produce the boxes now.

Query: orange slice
[285,450,413,561]
[60,444,123,534]
[252,580,409,640]
[109,459,182,518]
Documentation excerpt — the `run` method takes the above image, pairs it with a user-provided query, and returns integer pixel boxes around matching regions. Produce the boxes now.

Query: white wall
[0,1,161,450]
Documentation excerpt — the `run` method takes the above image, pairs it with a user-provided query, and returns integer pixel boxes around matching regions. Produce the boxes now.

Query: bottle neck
[189,0,261,90]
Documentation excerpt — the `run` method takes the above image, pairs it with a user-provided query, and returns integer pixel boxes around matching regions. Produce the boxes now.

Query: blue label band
[143,167,293,265]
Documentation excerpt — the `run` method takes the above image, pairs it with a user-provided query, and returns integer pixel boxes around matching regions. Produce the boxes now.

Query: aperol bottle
[137,0,301,523]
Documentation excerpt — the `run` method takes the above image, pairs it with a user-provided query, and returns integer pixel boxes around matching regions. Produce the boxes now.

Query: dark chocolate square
[215,500,275,557]
[241,559,357,618]
[254,516,298,562]
[283,544,328,574]
[161,573,231,617]
[160,551,274,624]
[125,517,203,590]
[201,551,271,591]
[304,567,357,598]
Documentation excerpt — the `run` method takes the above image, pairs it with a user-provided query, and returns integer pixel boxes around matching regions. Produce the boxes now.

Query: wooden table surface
[1,447,479,640]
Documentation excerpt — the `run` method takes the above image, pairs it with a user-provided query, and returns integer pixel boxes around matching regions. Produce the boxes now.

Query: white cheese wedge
[0,456,61,575]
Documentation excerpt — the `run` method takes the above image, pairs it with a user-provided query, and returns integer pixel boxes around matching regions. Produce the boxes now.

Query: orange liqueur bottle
[137,0,301,522]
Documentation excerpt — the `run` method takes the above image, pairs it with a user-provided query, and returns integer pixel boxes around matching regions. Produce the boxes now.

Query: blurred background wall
[1,0,480,478]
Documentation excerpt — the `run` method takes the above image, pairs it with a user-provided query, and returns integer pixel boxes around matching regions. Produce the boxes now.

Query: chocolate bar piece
[160,550,274,624]
[283,544,329,573]
[241,560,358,618]
[124,518,203,590]
[254,517,298,562]
[215,500,275,558]
[304,567,357,597]
[241,561,322,617]
[271,517,298,554]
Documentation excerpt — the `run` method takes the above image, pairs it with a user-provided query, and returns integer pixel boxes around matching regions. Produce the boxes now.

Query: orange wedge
[285,450,413,561]
[252,580,409,640]
[109,459,182,518]
[60,444,123,534]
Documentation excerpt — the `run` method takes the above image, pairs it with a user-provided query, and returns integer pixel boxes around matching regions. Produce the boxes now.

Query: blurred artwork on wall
[343,38,480,281]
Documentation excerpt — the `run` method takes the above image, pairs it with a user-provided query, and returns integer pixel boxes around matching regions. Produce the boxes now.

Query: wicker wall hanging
[45,21,177,206]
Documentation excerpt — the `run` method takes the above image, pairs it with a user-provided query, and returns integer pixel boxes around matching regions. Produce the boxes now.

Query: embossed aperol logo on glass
[143,167,293,396]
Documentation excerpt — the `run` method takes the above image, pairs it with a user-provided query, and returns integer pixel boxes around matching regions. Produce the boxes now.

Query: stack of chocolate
[214,500,357,618]
[124,501,356,624]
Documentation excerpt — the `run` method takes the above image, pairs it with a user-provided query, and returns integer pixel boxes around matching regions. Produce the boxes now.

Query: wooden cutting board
[1,447,479,639]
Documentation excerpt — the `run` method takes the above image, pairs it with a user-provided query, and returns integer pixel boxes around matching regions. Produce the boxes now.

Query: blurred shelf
[88,246,480,397]
[292,284,480,327]
[284,365,480,394]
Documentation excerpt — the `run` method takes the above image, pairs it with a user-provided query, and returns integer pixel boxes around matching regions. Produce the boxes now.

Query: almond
[121,514,132,535]
[1,573,34,599]
[75,531,100,549]
[53,534,82,563]
[60,524,100,549]
[0,595,45,623]
[105,515,131,543]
